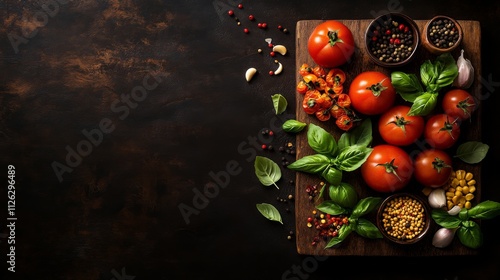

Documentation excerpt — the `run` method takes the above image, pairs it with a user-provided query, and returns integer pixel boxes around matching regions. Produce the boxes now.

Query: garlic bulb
[432,227,457,248]
[428,188,446,208]
[453,49,474,89]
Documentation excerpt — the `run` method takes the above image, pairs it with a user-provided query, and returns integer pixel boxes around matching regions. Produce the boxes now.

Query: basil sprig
[287,119,373,185]
[391,53,458,116]
[431,200,500,249]
[321,196,383,248]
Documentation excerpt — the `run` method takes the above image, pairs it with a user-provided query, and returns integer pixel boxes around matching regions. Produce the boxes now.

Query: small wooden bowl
[376,193,431,245]
[422,15,463,55]
[365,13,420,67]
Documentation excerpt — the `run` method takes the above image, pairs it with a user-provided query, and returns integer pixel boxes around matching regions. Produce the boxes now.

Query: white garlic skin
[447,205,461,216]
[453,49,474,89]
[432,227,457,248]
[428,188,446,209]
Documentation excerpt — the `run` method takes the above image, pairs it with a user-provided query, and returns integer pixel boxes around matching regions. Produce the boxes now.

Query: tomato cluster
[296,64,360,131]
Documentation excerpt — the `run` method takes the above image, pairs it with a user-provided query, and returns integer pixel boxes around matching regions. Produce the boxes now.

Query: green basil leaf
[316,200,347,216]
[454,141,489,164]
[457,220,483,249]
[282,119,307,133]
[468,200,500,220]
[334,145,373,172]
[351,197,381,219]
[420,60,436,91]
[321,166,342,186]
[434,53,458,90]
[256,203,283,224]
[254,156,281,189]
[307,123,337,156]
[354,218,383,239]
[324,223,353,248]
[329,182,358,209]
[431,208,462,228]
[337,118,372,152]
[407,92,438,116]
[271,94,287,115]
[391,71,424,98]
[287,154,330,174]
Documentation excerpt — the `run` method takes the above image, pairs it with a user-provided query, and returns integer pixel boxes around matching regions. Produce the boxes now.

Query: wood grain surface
[295,19,482,256]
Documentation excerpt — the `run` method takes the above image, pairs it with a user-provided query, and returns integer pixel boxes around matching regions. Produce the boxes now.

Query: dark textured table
[1,0,499,279]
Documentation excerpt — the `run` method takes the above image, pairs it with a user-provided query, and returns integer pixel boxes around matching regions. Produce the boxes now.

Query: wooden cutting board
[295,19,482,256]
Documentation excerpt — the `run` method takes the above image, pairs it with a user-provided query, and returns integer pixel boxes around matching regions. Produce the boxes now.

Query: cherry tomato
[296,80,309,94]
[330,105,347,118]
[414,149,452,188]
[302,90,321,114]
[424,114,461,149]
[325,68,346,87]
[307,20,355,68]
[315,109,331,121]
[378,105,424,146]
[299,63,313,76]
[442,89,477,121]
[348,71,396,115]
[361,144,414,193]
[335,114,354,131]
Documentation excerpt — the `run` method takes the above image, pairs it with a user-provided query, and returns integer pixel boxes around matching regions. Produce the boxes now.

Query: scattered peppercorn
[243,28,249,34]
[261,144,267,150]
[307,209,347,245]
[237,4,243,9]
[248,14,255,21]
[268,70,274,75]
[228,10,234,16]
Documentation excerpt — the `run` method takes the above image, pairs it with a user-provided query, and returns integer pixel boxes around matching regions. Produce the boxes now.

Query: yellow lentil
[381,196,426,241]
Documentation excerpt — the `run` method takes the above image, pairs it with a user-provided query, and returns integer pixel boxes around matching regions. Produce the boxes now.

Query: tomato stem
[366,78,388,97]
[376,159,402,182]
[327,30,344,47]
[387,116,411,135]
[432,157,452,173]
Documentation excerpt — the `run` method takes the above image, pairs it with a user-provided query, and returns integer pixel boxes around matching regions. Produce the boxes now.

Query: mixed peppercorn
[427,18,460,49]
[368,17,415,63]
[307,209,349,246]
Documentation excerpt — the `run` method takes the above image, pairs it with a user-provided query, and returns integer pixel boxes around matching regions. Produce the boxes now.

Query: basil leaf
[282,119,307,133]
[391,71,424,99]
[307,123,337,156]
[431,209,462,228]
[287,154,330,174]
[351,197,381,219]
[420,60,437,91]
[457,220,483,249]
[354,218,383,239]
[321,166,342,186]
[337,118,372,151]
[324,223,353,248]
[434,53,458,90]
[468,200,500,220]
[455,141,489,164]
[316,200,347,215]
[254,156,281,189]
[271,94,287,115]
[407,92,438,116]
[329,182,358,209]
[256,203,283,224]
[334,145,373,172]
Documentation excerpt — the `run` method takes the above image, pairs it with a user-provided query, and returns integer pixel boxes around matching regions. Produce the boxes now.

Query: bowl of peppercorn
[365,13,420,67]
[376,193,431,245]
[422,15,463,55]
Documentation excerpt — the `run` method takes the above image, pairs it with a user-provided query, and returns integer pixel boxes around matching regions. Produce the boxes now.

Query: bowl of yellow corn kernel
[377,193,431,245]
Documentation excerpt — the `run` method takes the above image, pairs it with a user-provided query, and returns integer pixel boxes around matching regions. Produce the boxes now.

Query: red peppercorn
[238,4,243,9]
[243,28,249,34]
[270,51,276,57]
[385,29,391,35]
[268,130,274,136]
[257,23,263,28]
[261,144,267,150]
[268,43,273,48]
[269,70,274,76]
[394,38,401,45]
[278,25,283,30]
[262,23,268,29]
[248,15,254,21]
[372,36,377,41]
[228,10,234,16]
[398,23,405,31]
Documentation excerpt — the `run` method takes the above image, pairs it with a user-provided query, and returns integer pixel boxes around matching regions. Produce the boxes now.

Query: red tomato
[335,114,354,131]
[414,149,453,188]
[348,71,396,115]
[424,114,461,149]
[307,20,355,68]
[361,145,414,193]
[378,105,424,146]
[442,89,477,121]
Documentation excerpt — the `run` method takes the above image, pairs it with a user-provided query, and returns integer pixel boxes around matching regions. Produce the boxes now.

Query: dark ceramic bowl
[376,193,431,245]
[365,13,420,67]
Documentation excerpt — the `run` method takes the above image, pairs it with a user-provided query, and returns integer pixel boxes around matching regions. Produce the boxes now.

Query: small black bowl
[365,13,420,67]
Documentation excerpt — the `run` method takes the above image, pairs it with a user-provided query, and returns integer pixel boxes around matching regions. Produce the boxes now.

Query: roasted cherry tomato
[315,109,331,121]
[299,63,313,76]
[361,144,414,193]
[378,105,424,146]
[307,20,355,68]
[414,149,453,188]
[335,114,354,131]
[424,114,461,149]
[442,89,477,121]
[348,71,396,115]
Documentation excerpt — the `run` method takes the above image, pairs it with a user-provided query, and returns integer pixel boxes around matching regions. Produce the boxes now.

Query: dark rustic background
[1,0,499,279]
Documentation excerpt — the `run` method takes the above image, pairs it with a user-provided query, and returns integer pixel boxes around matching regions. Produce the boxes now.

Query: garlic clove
[245,67,257,82]
[432,227,457,248]
[428,188,446,209]
[453,49,474,89]
[273,60,283,75]
[272,44,287,56]
[447,205,461,216]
